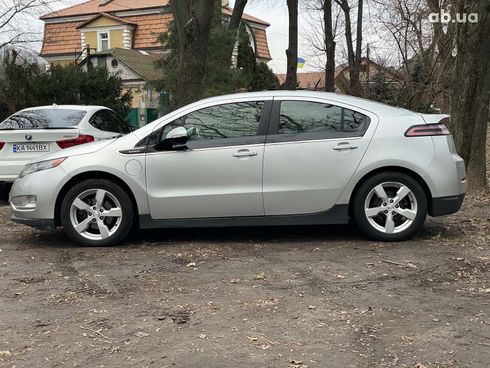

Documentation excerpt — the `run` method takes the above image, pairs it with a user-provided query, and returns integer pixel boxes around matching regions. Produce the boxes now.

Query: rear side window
[89,109,131,134]
[162,101,265,141]
[0,109,86,130]
[278,101,369,138]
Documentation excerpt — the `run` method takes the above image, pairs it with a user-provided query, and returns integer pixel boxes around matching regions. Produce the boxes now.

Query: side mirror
[154,126,189,151]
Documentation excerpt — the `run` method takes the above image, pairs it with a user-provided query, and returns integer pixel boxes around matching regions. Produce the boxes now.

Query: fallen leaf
[254,272,266,280]
[186,262,196,268]
[247,336,258,341]
[198,334,207,339]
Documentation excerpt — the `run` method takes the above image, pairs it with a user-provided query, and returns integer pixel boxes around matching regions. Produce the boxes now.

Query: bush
[0,59,132,118]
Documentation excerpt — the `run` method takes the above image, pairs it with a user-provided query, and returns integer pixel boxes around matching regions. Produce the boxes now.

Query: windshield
[0,109,87,130]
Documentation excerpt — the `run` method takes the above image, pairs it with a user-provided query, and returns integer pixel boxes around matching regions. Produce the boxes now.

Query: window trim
[142,100,273,151]
[267,99,371,143]
[98,31,110,52]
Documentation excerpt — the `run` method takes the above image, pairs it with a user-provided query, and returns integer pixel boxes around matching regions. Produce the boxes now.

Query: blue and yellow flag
[297,57,306,69]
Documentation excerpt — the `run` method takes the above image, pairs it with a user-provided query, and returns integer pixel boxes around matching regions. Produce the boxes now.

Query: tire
[352,171,427,241]
[60,179,134,246]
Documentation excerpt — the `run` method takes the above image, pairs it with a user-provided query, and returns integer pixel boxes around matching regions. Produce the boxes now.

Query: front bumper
[11,214,56,230]
[429,193,465,217]
[9,165,69,225]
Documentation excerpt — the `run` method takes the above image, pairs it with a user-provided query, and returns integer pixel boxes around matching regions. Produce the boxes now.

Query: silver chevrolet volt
[9,91,466,246]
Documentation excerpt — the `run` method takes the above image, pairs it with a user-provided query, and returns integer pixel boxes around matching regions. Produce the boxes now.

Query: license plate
[13,144,50,153]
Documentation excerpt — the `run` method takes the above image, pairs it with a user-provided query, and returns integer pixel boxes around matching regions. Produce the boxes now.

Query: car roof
[20,105,109,113]
[196,90,416,116]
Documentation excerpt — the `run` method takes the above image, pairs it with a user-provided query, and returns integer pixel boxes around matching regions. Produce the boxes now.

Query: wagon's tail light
[405,123,450,137]
[0,141,4,150]
[56,134,94,149]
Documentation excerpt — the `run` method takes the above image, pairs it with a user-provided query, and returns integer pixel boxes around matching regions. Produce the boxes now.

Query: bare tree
[0,0,58,50]
[282,0,298,89]
[334,0,363,95]
[169,0,216,107]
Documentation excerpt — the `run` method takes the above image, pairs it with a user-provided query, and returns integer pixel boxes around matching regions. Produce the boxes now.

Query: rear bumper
[429,194,465,217]
[11,214,56,231]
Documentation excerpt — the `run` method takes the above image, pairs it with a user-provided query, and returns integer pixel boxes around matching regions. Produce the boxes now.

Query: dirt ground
[0,190,489,368]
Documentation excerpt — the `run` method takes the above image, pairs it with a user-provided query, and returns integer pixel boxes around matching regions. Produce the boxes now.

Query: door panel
[145,100,271,220]
[263,99,377,216]
[146,144,265,219]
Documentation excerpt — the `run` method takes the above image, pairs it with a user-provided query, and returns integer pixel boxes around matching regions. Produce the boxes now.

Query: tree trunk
[449,0,489,191]
[338,0,355,93]
[224,0,248,65]
[351,0,363,96]
[282,0,298,90]
[169,0,216,107]
[228,0,248,31]
[323,0,336,92]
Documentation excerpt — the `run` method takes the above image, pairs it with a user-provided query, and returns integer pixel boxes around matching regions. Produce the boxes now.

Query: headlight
[19,158,66,179]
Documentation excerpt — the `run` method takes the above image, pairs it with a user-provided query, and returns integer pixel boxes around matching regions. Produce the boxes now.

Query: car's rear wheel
[61,179,134,246]
[352,172,427,241]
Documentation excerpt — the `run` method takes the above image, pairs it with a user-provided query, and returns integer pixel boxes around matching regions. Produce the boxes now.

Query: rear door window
[0,109,86,130]
[89,110,131,134]
[270,101,369,141]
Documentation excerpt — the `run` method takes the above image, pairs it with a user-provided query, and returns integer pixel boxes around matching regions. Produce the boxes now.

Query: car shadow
[132,223,361,245]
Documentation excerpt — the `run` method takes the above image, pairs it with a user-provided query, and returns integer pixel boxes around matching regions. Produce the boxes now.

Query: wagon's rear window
[0,109,86,130]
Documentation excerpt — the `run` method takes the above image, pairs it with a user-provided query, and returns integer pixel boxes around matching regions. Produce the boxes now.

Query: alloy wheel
[364,181,418,234]
[69,189,123,241]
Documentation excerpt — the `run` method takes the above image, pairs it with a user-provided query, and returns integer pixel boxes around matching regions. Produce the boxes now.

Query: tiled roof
[94,48,161,81]
[41,0,169,19]
[41,21,85,56]
[253,28,271,60]
[124,13,173,49]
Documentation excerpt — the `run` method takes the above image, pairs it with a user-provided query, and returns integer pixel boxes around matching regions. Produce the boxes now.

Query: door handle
[233,149,258,158]
[333,142,358,151]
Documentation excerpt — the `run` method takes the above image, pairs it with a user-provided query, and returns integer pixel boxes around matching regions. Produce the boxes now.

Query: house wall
[85,17,122,27]
[84,32,97,50]
[109,30,124,49]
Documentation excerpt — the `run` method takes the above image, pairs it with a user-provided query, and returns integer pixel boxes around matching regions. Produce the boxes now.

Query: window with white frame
[99,32,110,51]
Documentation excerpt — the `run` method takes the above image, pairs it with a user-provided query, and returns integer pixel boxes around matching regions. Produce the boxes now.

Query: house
[39,0,272,126]
[276,58,401,94]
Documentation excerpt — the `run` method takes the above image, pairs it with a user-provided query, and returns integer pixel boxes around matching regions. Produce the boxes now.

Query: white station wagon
[0,105,131,186]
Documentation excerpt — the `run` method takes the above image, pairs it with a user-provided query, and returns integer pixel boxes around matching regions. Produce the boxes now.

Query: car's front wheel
[352,172,427,241]
[60,179,134,246]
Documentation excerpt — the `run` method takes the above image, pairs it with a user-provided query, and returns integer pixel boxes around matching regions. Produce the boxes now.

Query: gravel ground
[0,194,489,368]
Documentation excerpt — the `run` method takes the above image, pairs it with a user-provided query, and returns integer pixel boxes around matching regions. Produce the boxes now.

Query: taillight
[56,134,94,149]
[405,123,450,137]
[0,142,4,150]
